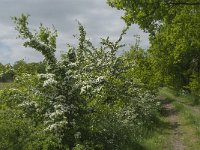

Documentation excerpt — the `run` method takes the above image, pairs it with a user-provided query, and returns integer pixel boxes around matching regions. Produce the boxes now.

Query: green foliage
[0,109,60,150]
[0,14,161,149]
[0,60,45,83]
[188,73,200,96]
[107,0,200,34]
[0,75,60,150]
[0,108,31,150]
[0,64,15,82]
[13,59,46,75]
[0,82,13,90]
[108,0,200,92]
[12,14,57,71]
[149,6,200,89]
[122,44,155,89]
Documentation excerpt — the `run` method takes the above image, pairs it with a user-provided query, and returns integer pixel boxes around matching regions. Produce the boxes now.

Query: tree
[13,60,46,75]
[108,0,200,92]
[122,43,154,88]
[9,14,159,149]
[107,0,200,34]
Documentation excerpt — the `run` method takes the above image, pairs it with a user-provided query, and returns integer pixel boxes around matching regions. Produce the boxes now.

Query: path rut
[162,100,185,150]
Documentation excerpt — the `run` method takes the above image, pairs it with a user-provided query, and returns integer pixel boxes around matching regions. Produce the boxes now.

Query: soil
[162,100,185,150]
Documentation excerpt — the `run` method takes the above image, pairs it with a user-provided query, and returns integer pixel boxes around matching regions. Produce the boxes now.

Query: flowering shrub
[0,64,15,82]
[0,14,160,149]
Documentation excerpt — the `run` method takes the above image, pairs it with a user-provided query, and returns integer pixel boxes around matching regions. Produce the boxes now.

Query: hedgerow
[0,14,159,150]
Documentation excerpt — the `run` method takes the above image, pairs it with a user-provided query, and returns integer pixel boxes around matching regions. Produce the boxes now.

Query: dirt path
[162,100,185,150]
[153,90,200,150]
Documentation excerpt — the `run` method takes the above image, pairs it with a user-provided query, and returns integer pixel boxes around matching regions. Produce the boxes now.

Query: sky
[0,0,149,64]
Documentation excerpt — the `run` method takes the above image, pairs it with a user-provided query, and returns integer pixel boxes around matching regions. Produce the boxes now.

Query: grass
[0,82,13,90]
[173,101,200,149]
[174,102,200,136]
[141,87,200,149]
[141,117,172,150]
[160,87,200,149]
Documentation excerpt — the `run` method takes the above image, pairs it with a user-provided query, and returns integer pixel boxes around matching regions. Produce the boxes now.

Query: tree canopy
[107,0,200,34]
[108,0,200,94]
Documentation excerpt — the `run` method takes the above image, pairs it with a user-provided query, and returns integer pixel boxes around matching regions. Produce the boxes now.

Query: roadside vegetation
[141,88,200,150]
[0,0,199,149]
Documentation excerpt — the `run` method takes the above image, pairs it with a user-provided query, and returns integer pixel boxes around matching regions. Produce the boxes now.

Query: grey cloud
[0,0,149,64]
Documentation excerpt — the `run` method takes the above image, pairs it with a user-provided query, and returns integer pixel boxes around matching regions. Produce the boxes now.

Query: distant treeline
[0,60,45,82]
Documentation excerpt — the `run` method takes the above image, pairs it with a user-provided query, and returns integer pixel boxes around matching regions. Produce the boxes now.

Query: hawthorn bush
[0,64,15,82]
[0,14,159,149]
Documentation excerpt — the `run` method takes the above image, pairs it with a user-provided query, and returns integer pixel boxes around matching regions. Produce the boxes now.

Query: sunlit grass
[0,82,13,90]
[142,87,200,149]
[173,102,200,149]
[141,116,172,150]
[174,102,200,136]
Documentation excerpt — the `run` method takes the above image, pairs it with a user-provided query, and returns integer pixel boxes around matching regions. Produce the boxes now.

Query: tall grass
[142,87,200,149]
[174,102,200,137]
[0,82,13,90]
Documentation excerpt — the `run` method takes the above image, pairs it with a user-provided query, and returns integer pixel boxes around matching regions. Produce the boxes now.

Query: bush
[188,73,200,96]
[0,14,160,149]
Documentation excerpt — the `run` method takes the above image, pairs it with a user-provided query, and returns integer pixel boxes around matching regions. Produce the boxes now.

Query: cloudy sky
[0,0,149,64]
